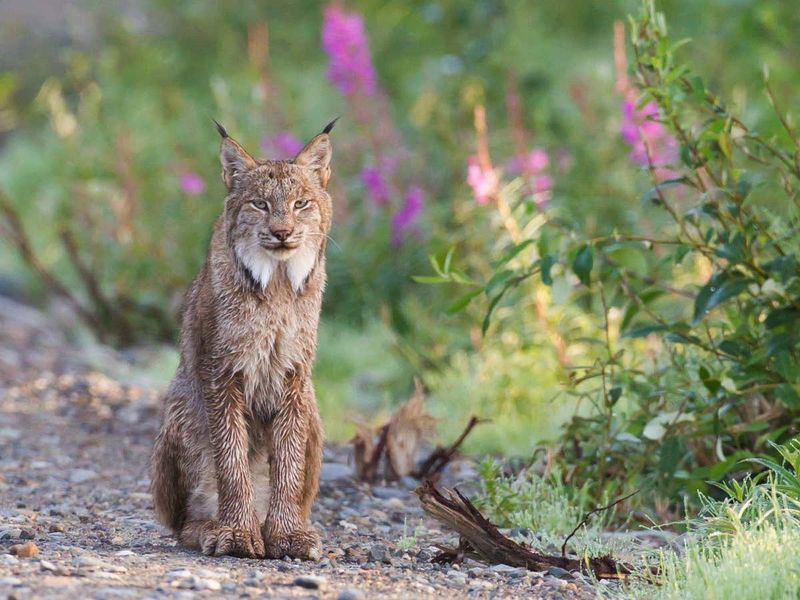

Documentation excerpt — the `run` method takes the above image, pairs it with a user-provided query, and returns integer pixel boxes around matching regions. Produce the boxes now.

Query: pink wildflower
[360,166,391,206]
[321,5,378,97]
[620,99,678,170]
[466,156,499,205]
[179,172,205,196]
[391,186,423,245]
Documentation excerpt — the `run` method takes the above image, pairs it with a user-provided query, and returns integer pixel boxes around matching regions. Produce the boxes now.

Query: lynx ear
[294,119,336,188]
[215,120,257,190]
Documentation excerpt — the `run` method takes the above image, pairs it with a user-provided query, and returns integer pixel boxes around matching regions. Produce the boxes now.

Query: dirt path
[0,298,601,599]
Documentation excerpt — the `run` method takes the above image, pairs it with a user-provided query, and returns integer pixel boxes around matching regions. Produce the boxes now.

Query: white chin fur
[236,243,316,293]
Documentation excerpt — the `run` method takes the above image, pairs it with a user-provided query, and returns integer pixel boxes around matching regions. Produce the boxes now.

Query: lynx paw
[262,526,321,561]
[200,524,266,559]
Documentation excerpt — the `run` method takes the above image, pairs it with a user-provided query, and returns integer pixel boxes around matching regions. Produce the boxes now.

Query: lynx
[150,120,336,560]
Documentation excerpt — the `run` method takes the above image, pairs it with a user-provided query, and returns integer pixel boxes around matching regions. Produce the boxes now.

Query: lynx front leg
[262,374,321,560]
[204,371,265,558]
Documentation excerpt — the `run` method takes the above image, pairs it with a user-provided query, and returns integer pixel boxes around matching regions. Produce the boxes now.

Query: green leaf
[572,244,593,286]
[640,177,687,203]
[442,246,455,274]
[775,384,800,409]
[497,240,533,267]
[622,323,668,338]
[412,275,448,284]
[540,254,556,286]
[485,269,515,294]
[692,272,749,325]
[446,288,483,314]
[482,289,509,335]
[604,243,649,276]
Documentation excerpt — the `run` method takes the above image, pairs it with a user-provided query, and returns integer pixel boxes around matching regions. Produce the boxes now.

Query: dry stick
[415,480,634,579]
[560,490,640,558]
[413,415,488,480]
[362,423,390,483]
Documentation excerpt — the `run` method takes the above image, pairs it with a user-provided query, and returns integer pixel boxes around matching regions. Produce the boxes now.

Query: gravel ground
[0,297,608,599]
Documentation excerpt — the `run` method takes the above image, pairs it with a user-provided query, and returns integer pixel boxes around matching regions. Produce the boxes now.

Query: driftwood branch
[561,490,639,558]
[413,415,488,480]
[415,480,633,579]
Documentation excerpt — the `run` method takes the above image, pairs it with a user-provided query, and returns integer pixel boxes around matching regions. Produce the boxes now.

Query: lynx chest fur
[220,266,324,417]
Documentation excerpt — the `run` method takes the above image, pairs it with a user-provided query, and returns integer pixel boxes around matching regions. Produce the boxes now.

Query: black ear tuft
[322,117,340,135]
[213,119,229,139]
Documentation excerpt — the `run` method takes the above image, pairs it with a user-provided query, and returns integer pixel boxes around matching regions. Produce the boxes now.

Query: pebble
[0,527,22,540]
[320,462,352,482]
[9,541,38,558]
[0,577,22,586]
[446,570,468,586]
[371,486,407,500]
[40,560,57,571]
[293,575,326,590]
[546,566,573,580]
[69,469,99,484]
[337,588,366,600]
[369,546,390,563]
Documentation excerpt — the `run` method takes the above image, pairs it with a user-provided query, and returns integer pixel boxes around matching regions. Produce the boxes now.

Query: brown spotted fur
[150,122,335,560]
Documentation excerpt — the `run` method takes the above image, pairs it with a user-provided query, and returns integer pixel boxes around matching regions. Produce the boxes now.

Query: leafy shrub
[422,0,800,507]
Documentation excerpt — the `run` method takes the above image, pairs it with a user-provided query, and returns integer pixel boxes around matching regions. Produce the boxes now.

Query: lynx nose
[270,227,293,242]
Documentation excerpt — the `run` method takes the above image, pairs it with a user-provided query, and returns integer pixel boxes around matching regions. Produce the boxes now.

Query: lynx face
[217,125,333,292]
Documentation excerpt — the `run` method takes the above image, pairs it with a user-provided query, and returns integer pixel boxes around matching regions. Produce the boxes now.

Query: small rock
[40,560,57,571]
[165,568,193,580]
[371,486,406,500]
[399,476,418,490]
[338,588,366,600]
[368,545,389,563]
[467,567,486,578]
[48,523,65,533]
[293,575,326,590]
[69,469,98,484]
[0,527,22,541]
[0,577,21,586]
[74,555,107,569]
[19,529,35,540]
[320,462,352,482]
[194,578,221,591]
[546,566,573,580]
[446,570,468,585]
[9,542,38,558]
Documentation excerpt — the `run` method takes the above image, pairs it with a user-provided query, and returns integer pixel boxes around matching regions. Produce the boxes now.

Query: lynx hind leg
[300,408,324,521]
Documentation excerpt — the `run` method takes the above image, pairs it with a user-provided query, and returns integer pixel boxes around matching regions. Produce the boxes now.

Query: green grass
[633,506,800,599]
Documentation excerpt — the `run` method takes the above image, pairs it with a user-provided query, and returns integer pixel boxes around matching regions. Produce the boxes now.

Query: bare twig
[561,490,640,558]
[413,415,488,480]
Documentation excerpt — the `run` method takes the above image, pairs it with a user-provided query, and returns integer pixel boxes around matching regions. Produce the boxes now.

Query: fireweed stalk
[321,3,423,244]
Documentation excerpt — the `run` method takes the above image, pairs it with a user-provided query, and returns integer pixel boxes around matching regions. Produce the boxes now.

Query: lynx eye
[251,200,268,211]
[294,199,310,209]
